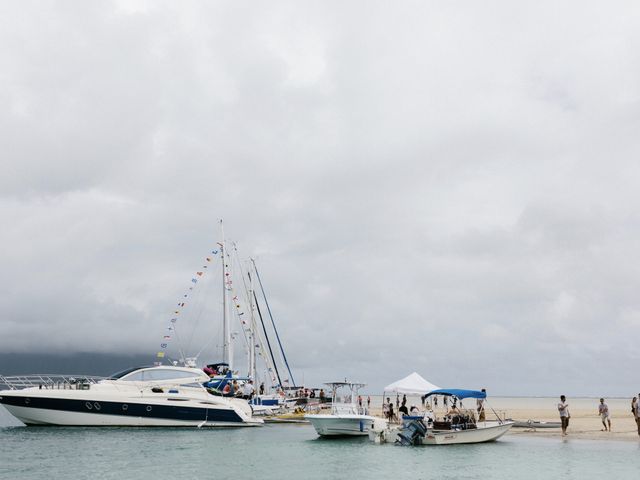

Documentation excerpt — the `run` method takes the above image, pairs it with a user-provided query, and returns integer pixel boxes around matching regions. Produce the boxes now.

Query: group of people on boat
[383,395,426,422]
[206,378,256,399]
[296,388,318,399]
[382,391,486,429]
[201,363,335,408]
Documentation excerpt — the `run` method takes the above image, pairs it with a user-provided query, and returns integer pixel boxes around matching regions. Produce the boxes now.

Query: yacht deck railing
[0,374,107,391]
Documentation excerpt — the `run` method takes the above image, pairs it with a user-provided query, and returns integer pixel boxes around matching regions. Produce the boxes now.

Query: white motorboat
[0,365,263,427]
[413,419,513,445]
[305,381,375,436]
[370,388,513,445]
[509,419,561,429]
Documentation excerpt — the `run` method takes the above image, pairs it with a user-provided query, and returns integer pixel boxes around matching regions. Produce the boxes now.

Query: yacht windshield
[142,370,201,382]
[115,368,204,382]
[108,366,149,379]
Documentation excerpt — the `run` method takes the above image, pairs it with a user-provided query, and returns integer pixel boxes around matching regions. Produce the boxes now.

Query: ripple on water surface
[1,424,639,480]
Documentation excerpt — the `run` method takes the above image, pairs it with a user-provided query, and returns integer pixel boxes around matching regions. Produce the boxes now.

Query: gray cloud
[1,0,640,395]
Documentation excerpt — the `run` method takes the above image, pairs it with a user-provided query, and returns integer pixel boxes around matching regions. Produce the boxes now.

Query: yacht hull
[305,414,375,436]
[0,393,262,427]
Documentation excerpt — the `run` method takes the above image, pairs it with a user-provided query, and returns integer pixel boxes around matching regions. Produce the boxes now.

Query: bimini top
[425,389,486,400]
[324,381,366,388]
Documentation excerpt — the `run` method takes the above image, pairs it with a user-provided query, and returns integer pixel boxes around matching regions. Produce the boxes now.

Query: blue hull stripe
[0,395,243,423]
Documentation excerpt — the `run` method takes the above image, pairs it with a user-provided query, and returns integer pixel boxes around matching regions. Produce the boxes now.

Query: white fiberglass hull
[370,421,513,445]
[305,414,375,436]
[0,388,263,427]
[422,421,514,445]
[2,404,261,427]
[251,404,283,416]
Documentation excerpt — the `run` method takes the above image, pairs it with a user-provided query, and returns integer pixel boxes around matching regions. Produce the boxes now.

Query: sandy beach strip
[366,396,640,442]
[502,407,640,442]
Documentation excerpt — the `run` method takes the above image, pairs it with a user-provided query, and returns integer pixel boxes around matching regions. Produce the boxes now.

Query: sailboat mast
[249,268,257,380]
[252,259,296,386]
[220,220,231,369]
[251,271,284,389]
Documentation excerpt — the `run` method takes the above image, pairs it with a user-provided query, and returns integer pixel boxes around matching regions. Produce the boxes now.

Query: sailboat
[162,227,299,415]
[245,258,301,413]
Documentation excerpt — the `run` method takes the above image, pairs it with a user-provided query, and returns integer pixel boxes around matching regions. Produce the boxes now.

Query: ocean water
[1,420,639,479]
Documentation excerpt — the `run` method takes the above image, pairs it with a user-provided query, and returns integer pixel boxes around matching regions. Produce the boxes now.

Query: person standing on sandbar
[477,388,486,422]
[558,395,570,436]
[598,398,611,432]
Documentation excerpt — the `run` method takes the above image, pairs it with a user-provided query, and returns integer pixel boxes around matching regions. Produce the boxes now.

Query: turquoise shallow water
[1,423,639,480]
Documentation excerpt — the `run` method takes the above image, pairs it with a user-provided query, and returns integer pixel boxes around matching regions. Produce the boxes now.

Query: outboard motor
[396,418,427,446]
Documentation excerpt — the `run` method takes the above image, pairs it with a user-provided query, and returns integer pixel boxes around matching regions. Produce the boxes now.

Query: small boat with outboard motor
[369,388,513,445]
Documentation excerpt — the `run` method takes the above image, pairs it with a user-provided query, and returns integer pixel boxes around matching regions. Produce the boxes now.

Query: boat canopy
[425,389,486,400]
[383,372,441,395]
[324,381,366,388]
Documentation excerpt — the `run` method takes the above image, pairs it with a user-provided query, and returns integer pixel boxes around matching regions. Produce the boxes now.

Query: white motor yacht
[305,381,375,436]
[0,365,263,427]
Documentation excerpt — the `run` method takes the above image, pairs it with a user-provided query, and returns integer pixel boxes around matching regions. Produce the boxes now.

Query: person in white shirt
[242,380,255,400]
[598,398,611,432]
[558,395,570,436]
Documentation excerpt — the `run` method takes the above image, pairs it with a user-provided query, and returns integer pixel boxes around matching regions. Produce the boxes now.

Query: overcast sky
[1,1,640,396]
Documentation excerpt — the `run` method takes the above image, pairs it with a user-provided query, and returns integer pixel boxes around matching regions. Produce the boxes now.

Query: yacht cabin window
[143,370,200,381]
[119,369,201,382]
